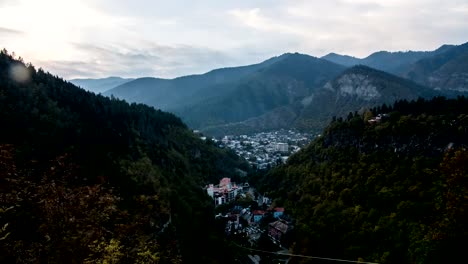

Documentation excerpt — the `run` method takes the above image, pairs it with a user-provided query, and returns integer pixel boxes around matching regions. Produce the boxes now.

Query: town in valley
[197,129,313,170]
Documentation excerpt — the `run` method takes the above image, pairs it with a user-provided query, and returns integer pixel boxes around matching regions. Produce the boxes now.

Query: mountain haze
[321,52,362,67]
[294,65,439,130]
[105,53,347,134]
[322,44,456,74]
[104,54,288,109]
[403,42,468,91]
[204,65,441,136]
[102,42,468,136]
[69,76,134,94]
[176,53,346,130]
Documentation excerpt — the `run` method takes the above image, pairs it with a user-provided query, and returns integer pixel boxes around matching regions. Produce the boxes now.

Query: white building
[275,143,289,152]
[206,178,244,206]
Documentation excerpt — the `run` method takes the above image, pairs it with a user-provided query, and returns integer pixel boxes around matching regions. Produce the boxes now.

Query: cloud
[0,27,22,35]
[0,0,15,7]
[2,0,468,78]
[38,42,238,79]
[228,0,468,57]
[229,8,300,35]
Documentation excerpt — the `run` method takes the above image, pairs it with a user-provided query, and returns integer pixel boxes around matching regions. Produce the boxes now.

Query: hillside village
[206,177,293,263]
[214,130,313,170]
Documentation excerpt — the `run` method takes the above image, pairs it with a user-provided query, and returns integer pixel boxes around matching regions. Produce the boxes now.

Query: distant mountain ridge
[294,65,440,130]
[104,54,289,109]
[203,65,442,136]
[321,44,455,74]
[69,76,134,94]
[321,52,361,67]
[403,42,468,91]
[103,41,468,136]
[174,53,346,129]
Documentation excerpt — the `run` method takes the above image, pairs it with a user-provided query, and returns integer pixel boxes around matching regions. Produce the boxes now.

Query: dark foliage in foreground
[0,50,249,263]
[254,96,468,263]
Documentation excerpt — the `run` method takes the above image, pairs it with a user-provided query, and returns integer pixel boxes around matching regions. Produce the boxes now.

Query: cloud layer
[0,0,467,79]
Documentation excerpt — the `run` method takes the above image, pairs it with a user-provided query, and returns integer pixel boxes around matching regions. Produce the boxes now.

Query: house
[252,210,265,223]
[268,220,289,241]
[274,143,289,152]
[206,177,243,206]
[273,207,284,219]
[368,114,389,124]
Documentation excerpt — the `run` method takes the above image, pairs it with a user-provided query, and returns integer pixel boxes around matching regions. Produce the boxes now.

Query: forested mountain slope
[0,50,248,263]
[104,53,345,134]
[102,43,468,136]
[205,65,441,136]
[403,42,468,91]
[177,53,346,130]
[321,44,455,75]
[254,96,468,264]
[104,54,288,110]
[294,65,440,132]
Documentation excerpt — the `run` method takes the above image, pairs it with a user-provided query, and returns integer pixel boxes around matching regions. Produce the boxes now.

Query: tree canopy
[0,50,249,263]
[254,96,468,263]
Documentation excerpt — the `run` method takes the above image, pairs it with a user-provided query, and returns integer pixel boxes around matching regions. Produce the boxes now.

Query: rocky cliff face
[429,72,468,92]
[201,65,451,136]
[333,73,381,100]
[291,65,439,133]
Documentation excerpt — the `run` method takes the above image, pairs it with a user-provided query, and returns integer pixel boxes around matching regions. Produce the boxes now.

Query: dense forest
[0,50,249,263]
[253,96,468,263]
[2,48,468,264]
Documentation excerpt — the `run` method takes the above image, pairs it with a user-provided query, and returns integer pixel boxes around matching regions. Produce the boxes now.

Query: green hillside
[179,53,345,132]
[104,54,288,110]
[253,96,468,263]
[0,50,248,263]
[404,42,468,91]
[105,53,345,133]
[205,65,441,136]
[294,65,439,131]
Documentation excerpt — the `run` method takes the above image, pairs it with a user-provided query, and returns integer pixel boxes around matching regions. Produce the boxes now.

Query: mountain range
[87,42,468,136]
[321,44,455,74]
[2,41,468,264]
[69,76,134,94]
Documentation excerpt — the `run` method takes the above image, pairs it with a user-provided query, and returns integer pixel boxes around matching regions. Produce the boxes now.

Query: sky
[1,0,467,79]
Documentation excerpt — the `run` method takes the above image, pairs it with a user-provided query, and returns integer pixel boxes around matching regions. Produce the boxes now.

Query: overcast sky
[1,0,467,79]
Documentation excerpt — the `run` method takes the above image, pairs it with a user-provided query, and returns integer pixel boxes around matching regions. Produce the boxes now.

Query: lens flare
[9,63,31,83]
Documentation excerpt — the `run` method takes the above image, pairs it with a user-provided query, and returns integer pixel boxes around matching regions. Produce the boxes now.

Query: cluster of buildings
[206,177,248,206]
[217,130,312,170]
[223,205,292,247]
[368,113,389,124]
[206,176,293,262]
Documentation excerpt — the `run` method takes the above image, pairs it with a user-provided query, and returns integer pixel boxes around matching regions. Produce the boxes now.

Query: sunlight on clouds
[228,8,303,35]
[0,0,466,79]
[230,1,468,57]
[0,0,131,61]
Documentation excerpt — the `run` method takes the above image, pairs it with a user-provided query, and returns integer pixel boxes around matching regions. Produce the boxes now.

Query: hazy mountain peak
[321,44,462,74]
[69,76,134,94]
[321,52,361,67]
[434,44,456,53]
[404,41,468,91]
